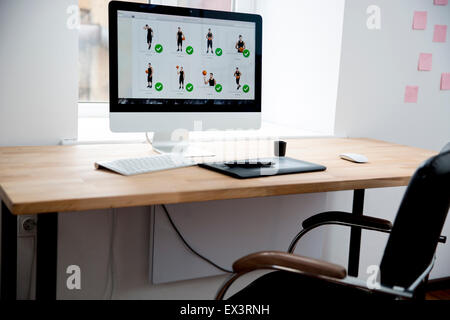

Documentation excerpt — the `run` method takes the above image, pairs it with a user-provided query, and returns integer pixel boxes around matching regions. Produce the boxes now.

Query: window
[78,0,148,103]
[78,0,341,141]
[154,0,232,11]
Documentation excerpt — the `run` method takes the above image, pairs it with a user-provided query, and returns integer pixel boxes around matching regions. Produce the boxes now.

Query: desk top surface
[0,138,435,215]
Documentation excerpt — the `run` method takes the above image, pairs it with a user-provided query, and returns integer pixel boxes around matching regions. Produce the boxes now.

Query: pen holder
[274,141,287,157]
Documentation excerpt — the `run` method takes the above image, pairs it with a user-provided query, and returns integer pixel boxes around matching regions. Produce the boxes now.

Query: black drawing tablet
[198,157,326,179]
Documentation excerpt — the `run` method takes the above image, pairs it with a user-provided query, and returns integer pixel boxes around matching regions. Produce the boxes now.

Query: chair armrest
[216,251,347,300]
[288,211,393,253]
[302,211,445,243]
[233,251,347,279]
[302,211,392,231]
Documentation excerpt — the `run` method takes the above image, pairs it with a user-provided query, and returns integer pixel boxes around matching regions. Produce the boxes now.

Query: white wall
[152,194,328,284]
[0,0,78,146]
[329,0,450,279]
[55,195,329,299]
[335,0,450,151]
[0,0,78,300]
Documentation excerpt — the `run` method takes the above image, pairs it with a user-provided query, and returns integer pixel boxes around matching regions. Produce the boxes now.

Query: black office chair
[216,144,450,300]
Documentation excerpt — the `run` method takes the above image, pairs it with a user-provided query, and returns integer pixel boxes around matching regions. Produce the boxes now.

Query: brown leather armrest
[233,251,347,279]
[216,252,347,300]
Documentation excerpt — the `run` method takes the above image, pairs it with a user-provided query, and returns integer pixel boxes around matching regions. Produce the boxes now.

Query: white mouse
[340,153,368,163]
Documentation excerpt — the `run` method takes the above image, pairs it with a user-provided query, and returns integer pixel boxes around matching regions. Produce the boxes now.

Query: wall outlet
[18,216,37,237]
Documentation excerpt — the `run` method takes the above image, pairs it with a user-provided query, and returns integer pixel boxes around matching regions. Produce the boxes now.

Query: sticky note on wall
[433,25,448,42]
[434,0,448,5]
[441,73,450,90]
[404,86,419,103]
[413,11,427,30]
[418,53,433,71]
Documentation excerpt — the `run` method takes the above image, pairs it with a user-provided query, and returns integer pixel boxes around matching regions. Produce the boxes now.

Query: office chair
[216,144,450,300]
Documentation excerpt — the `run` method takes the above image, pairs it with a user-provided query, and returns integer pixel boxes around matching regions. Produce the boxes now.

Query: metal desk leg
[1,201,17,300]
[36,212,58,300]
[348,189,365,277]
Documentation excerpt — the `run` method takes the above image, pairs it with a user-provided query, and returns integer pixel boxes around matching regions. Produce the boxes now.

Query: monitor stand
[151,131,215,157]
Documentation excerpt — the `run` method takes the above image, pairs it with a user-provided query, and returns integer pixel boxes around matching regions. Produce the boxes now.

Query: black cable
[161,204,233,274]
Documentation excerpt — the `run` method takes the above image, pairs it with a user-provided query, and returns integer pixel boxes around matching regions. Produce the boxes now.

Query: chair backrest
[441,142,450,153]
[380,146,450,288]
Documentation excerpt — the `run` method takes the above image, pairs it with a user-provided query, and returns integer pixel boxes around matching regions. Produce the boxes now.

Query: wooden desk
[0,138,436,300]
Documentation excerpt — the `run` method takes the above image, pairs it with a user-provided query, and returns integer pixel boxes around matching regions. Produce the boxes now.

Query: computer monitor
[108,1,262,154]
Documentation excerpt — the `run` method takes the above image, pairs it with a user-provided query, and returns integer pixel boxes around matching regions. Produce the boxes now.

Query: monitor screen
[109,2,262,113]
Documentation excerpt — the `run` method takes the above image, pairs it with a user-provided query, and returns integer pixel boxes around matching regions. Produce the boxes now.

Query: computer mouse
[339,153,368,163]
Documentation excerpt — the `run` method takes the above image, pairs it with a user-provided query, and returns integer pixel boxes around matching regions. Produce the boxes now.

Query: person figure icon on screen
[206,28,213,54]
[176,27,185,52]
[204,73,216,87]
[143,25,154,50]
[234,67,242,90]
[235,35,246,53]
[146,63,153,88]
[177,66,185,90]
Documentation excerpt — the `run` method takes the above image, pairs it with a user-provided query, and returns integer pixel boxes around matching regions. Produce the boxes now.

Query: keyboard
[95,154,197,176]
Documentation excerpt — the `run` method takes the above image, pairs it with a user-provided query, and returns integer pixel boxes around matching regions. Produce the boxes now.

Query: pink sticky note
[433,25,448,42]
[413,11,427,30]
[441,73,450,90]
[418,53,432,71]
[404,86,419,103]
[434,0,448,5]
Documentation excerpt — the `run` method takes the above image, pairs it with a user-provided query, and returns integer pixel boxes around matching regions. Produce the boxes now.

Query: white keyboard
[95,154,197,176]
